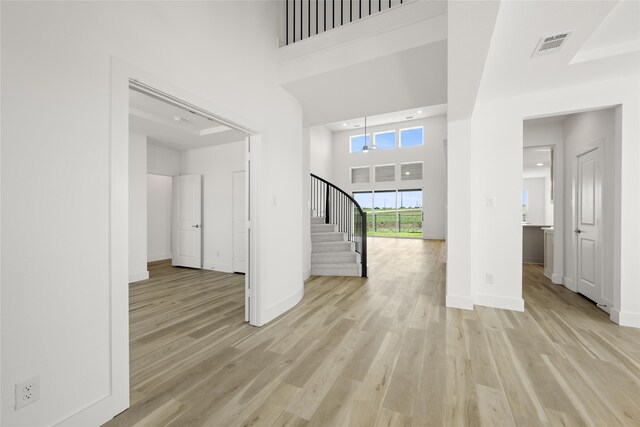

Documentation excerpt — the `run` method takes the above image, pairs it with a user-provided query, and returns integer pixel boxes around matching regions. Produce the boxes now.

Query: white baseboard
[203,263,232,273]
[259,286,305,326]
[563,276,577,292]
[523,258,544,264]
[148,252,171,262]
[474,293,524,312]
[610,308,640,328]
[551,273,563,284]
[129,271,149,283]
[446,294,474,310]
[303,268,311,281]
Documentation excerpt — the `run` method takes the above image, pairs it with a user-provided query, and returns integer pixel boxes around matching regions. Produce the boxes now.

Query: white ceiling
[129,90,248,151]
[581,1,640,51]
[324,103,447,132]
[282,40,447,127]
[477,0,640,101]
[523,147,552,179]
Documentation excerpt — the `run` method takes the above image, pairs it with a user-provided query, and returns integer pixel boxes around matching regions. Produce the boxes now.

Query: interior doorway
[522,107,616,313]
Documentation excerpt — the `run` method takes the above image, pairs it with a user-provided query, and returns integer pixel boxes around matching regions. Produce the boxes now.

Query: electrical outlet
[15,376,40,410]
[485,273,494,285]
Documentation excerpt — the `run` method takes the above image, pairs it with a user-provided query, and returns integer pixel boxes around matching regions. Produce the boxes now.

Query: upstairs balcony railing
[285,0,406,45]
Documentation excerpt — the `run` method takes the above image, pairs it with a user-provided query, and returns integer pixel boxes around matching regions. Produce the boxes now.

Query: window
[350,134,371,153]
[401,162,423,180]
[399,126,423,147]
[373,131,395,151]
[375,165,395,182]
[351,166,370,184]
[353,189,423,238]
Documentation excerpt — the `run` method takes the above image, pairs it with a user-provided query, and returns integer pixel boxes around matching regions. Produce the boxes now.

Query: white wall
[181,141,245,273]
[332,115,447,239]
[147,144,180,176]
[147,174,172,262]
[451,76,640,325]
[129,133,148,282]
[1,2,304,425]
[522,178,546,225]
[309,125,333,181]
[562,108,616,306]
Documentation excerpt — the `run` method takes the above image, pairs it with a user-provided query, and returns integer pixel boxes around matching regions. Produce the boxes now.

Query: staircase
[309,174,367,277]
[311,217,361,276]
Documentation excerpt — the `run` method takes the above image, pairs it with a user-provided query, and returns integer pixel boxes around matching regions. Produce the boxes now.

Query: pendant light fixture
[362,116,369,153]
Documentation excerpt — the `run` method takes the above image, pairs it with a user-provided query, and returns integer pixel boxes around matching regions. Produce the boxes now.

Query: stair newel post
[361,210,367,277]
[325,183,330,224]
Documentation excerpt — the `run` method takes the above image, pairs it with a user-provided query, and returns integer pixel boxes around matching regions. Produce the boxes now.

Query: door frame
[60,57,262,427]
[571,140,606,308]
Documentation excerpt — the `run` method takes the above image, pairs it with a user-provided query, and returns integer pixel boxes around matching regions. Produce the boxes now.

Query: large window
[354,189,423,238]
[350,134,371,153]
[399,126,423,147]
[373,130,395,151]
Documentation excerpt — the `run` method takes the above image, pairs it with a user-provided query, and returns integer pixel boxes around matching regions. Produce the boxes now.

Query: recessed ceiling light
[342,123,347,126]
[536,163,544,166]
[405,171,410,175]
[417,110,422,114]
[406,116,413,119]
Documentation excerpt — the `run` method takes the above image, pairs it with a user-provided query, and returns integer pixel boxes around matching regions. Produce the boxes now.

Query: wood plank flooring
[105,238,640,426]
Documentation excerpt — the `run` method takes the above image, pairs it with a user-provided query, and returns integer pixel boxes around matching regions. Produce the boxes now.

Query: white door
[576,148,601,303]
[172,174,202,268]
[233,171,246,273]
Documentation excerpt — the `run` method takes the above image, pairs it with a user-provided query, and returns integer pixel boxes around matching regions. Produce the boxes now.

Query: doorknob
[192,224,200,228]
[574,229,582,234]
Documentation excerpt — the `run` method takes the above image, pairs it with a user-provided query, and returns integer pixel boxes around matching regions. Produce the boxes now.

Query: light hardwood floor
[105,238,640,426]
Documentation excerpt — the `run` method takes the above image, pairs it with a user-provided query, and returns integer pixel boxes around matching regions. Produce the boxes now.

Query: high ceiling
[324,103,447,132]
[129,90,248,151]
[477,0,640,101]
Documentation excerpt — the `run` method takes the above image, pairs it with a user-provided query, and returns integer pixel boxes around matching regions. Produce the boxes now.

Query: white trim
[259,287,305,326]
[147,253,172,262]
[129,271,149,283]
[610,308,640,328]
[474,293,525,312]
[399,125,424,147]
[303,269,311,281]
[203,263,233,273]
[551,273,563,284]
[563,276,577,292]
[247,135,261,326]
[446,295,474,310]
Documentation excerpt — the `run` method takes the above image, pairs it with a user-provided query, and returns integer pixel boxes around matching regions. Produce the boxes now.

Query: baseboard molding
[446,294,474,310]
[610,308,640,328]
[303,268,311,281]
[523,258,544,264]
[563,276,577,292]
[551,273,563,284]
[203,263,233,273]
[474,293,524,312]
[56,392,128,427]
[260,286,305,326]
[129,271,149,283]
[148,252,171,262]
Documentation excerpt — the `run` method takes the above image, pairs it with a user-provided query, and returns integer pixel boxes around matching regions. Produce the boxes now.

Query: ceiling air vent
[532,31,572,57]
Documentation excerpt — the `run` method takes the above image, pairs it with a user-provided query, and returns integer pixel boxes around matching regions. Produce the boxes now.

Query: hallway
[106,238,640,426]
